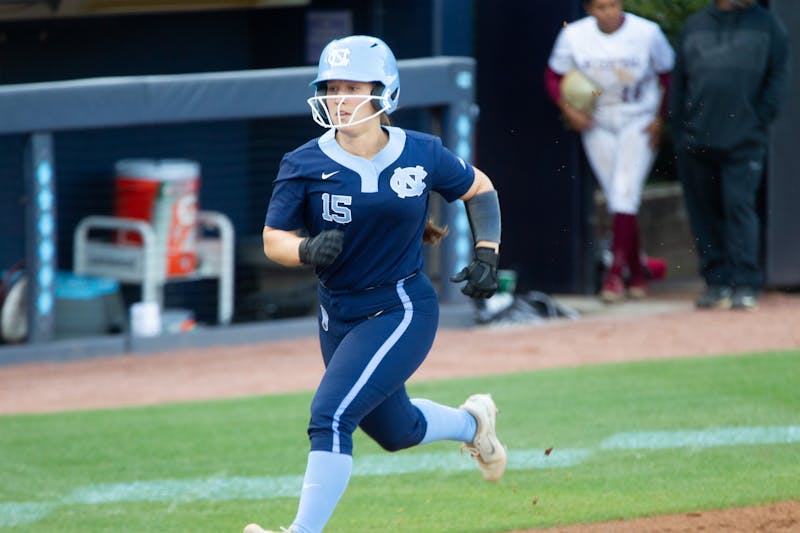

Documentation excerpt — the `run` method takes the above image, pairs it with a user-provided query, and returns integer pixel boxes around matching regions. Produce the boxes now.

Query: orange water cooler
[113,159,200,277]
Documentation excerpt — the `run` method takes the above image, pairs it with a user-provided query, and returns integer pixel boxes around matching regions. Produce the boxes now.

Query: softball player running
[546,0,674,302]
[243,35,505,533]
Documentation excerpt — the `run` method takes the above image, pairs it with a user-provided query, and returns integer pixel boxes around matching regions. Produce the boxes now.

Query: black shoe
[731,287,759,310]
[695,286,732,309]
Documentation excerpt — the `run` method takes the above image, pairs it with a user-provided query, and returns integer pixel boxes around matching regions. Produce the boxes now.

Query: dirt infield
[1,287,799,531]
[523,500,800,532]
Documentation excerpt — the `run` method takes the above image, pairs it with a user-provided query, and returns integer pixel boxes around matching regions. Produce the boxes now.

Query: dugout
[0,0,479,361]
[1,0,798,363]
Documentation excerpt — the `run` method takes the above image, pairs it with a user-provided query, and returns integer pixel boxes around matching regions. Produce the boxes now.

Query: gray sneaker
[731,287,759,310]
[695,286,732,309]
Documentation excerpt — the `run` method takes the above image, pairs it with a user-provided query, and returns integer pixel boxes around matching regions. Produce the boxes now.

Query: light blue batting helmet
[310,35,400,115]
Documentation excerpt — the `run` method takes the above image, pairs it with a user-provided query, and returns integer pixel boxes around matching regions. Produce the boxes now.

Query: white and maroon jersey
[549,12,674,118]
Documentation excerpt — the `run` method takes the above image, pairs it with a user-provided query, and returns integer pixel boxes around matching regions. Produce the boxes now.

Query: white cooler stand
[73,211,234,325]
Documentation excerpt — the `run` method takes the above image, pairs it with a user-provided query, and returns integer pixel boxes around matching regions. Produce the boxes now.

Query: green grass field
[1,350,799,532]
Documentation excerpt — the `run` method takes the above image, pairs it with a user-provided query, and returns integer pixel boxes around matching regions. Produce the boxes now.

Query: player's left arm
[450,168,502,298]
[460,168,500,253]
[645,25,676,148]
[645,73,671,148]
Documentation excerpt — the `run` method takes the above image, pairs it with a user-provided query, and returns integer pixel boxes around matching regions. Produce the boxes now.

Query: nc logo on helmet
[327,48,351,67]
[390,166,427,198]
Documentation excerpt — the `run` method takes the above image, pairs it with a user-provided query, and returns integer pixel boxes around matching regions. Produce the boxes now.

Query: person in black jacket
[670,0,790,310]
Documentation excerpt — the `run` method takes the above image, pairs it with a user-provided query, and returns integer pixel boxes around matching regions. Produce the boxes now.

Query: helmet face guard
[308,35,400,129]
[307,89,397,129]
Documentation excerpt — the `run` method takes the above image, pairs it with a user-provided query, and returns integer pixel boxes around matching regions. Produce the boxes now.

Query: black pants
[677,143,766,289]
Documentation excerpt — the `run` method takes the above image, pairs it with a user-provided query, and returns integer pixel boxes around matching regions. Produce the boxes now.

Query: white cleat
[460,393,507,482]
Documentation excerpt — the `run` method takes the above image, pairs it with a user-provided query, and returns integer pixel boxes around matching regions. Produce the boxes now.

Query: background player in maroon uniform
[546,0,674,302]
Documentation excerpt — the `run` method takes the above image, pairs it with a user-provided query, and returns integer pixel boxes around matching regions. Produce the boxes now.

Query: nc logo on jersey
[390,166,427,198]
[327,48,351,67]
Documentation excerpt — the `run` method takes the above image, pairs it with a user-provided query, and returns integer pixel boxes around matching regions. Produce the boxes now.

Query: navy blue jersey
[265,126,474,290]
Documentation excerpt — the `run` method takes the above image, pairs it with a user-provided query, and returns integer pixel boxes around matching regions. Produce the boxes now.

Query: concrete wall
[766,0,800,288]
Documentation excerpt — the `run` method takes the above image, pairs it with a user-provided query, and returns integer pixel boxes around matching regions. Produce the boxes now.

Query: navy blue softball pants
[310,272,439,455]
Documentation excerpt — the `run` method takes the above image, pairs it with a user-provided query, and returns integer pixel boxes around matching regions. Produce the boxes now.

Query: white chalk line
[2,425,798,528]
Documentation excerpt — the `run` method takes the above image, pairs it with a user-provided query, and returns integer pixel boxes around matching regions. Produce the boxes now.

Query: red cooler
[114,159,200,277]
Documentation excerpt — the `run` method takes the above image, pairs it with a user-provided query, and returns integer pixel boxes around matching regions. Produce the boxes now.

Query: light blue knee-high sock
[411,398,477,445]
[291,450,352,533]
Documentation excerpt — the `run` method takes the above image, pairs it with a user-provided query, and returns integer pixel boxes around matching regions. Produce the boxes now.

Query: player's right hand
[299,229,344,266]
[561,105,593,131]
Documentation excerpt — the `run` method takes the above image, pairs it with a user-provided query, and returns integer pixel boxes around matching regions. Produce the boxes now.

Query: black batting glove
[450,246,499,299]
[299,229,344,266]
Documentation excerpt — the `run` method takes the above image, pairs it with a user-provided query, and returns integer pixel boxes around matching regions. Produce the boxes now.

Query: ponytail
[423,220,449,245]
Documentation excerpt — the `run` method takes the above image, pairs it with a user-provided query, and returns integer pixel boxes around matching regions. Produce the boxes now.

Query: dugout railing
[0,57,477,361]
